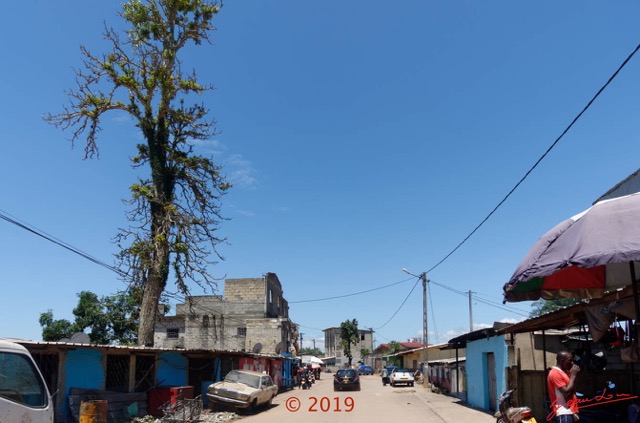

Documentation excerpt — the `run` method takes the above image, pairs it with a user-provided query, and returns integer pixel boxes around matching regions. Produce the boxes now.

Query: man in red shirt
[547,351,580,422]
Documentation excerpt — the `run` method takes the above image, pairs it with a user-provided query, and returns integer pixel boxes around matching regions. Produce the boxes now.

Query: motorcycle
[301,372,312,390]
[495,389,537,423]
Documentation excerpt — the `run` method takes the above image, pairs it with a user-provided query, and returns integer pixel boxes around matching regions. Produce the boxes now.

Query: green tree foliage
[45,0,230,346]
[388,341,401,353]
[340,319,359,367]
[39,291,141,344]
[102,290,141,344]
[387,340,402,366]
[299,347,324,357]
[73,291,111,344]
[39,311,75,342]
[529,298,581,317]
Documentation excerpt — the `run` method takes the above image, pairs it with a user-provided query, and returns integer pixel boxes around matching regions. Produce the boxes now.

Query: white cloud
[225,154,257,188]
[236,209,256,217]
[193,139,225,156]
[498,317,523,324]
[173,139,258,189]
[473,322,493,330]
[111,113,133,124]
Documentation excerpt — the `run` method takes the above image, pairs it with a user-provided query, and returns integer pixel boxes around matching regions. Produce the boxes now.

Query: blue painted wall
[465,335,508,412]
[61,349,105,420]
[156,352,188,386]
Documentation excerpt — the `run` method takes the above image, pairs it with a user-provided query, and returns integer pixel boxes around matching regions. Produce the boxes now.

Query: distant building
[154,272,296,355]
[323,327,374,369]
[370,341,426,370]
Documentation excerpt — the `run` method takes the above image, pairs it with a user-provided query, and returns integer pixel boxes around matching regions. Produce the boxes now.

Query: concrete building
[154,273,296,355]
[323,327,374,369]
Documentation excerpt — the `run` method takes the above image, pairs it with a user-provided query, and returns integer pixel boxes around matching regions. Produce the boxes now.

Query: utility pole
[402,268,428,388]
[300,333,304,351]
[370,327,375,350]
[421,272,429,389]
[468,290,474,332]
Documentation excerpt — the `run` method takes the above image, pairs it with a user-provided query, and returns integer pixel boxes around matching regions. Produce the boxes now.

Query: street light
[402,268,428,388]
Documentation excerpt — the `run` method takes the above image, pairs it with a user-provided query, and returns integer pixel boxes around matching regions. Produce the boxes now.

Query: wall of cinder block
[245,318,292,354]
[175,295,224,316]
[179,314,252,351]
[155,274,292,350]
[224,278,267,316]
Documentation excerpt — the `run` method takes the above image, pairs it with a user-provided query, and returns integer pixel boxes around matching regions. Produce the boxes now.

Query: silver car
[207,370,278,410]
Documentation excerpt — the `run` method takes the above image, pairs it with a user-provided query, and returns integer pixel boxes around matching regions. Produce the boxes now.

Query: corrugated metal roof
[497,286,634,335]
[3,338,288,359]
[430,357,466,364]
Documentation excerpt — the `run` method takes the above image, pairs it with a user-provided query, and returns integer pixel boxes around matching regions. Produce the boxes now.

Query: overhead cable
[424,41,640,275]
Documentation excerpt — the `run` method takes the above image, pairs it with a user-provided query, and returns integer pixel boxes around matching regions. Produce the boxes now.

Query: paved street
[235,373,496,423]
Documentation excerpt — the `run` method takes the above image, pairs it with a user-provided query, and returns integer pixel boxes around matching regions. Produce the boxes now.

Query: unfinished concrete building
[154,273,296,355]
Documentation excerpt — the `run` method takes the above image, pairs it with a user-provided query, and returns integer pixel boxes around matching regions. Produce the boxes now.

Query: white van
[0,339,53,422]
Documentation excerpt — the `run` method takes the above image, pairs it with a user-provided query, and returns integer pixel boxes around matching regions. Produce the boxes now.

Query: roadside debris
[131,410,242,423]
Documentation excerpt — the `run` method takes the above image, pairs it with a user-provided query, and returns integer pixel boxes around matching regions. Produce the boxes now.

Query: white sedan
[207,370,278,410]
[389,368,415,387]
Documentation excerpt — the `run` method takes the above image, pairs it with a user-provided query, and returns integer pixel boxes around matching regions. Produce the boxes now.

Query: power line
[296,42,640,334]
[374,277,422,330]
[472,296,529,317]
[289,277,414,303]
[428,282,439,344]
[430,279,529,315]
[424,41,640,275]
[0,209,127,279]
[4,42,638,337]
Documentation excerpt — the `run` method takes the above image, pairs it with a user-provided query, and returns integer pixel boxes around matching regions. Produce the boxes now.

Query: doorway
[486,352,497,412]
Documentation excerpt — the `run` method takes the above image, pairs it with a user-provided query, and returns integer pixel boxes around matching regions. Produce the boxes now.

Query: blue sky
[1,1,639,351]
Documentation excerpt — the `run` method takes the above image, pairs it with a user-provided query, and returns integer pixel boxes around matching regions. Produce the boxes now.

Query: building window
[167,328,179,339]
[361,334,365,341]
[237,327,247,336]
[269,289,273,304]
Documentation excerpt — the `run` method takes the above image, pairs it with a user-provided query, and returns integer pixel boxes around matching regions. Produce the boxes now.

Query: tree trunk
[137,197,171,346]
[137,273,164,346]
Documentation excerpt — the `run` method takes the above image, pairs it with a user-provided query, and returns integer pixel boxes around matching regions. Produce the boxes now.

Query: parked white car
[389,368,415,387]
[207,370,277,410]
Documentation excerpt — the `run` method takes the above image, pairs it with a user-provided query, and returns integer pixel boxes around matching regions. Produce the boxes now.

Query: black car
[333,368,360,391]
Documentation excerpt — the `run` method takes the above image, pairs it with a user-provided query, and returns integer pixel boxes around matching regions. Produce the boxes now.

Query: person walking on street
[547,351,580,422]
[381,367,388,386]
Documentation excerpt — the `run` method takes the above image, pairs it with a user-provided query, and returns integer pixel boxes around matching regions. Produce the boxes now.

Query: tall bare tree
[45,0,230,346]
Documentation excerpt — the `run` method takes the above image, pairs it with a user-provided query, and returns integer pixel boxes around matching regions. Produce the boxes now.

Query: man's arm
[557,364,580,399]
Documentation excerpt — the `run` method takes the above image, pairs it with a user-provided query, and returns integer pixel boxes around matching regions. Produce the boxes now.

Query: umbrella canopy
[300,355,324,365]
[504,193,640,303]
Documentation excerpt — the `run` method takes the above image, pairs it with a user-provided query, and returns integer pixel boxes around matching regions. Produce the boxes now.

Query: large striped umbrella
[503,193,640,306]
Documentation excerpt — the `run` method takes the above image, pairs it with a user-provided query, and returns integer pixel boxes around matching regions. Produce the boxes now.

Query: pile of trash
[131,410,241,423]
[198,410,242,423]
